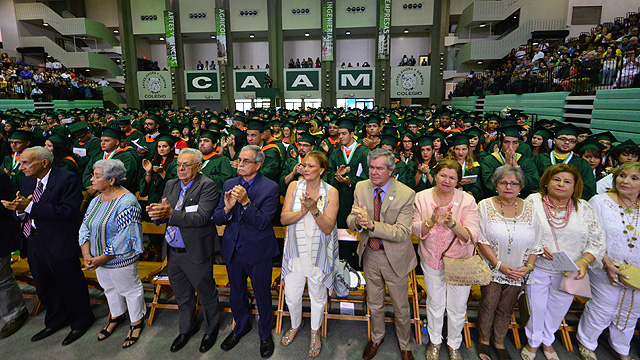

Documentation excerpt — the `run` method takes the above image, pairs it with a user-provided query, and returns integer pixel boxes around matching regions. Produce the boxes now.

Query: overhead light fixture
[513,16,517,19]
[85,69,90,71]
[479,23,486,28]
[345,31,351,35]
[249,34,255,38]
[210,35,216,39]
[159,37,165,41]
[43,22,49,27]
[477,61,483,64]
[403,29,409,33]
[113,29,119,33]
[304,32,309,37]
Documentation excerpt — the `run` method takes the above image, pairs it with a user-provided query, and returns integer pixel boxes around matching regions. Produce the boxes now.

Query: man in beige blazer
[347,148,417,360]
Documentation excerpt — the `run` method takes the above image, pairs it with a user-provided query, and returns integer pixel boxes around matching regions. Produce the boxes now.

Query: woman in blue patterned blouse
[79,159,145,349]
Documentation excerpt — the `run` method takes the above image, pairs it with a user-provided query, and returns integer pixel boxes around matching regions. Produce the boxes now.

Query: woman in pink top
[412,159,481,360]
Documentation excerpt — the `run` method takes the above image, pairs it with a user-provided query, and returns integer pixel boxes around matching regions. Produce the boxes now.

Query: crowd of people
[196,60,216,70]
[288,58,321,68]
[0,105,639,360]
[339,61,372,68]
[0,54,103,101]
[399,55,428,67]
[453,14,640,97]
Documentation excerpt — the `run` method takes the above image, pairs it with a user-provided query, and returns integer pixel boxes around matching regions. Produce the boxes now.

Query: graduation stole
[11,152,20,169]
[63,156,79,170]
[342,142,360,164]
[145,132,159,142]
[125,128,137,136]
[103,147,128,160]
[202,151,219,169]
[550,151,573,165]
[492,152,522,165]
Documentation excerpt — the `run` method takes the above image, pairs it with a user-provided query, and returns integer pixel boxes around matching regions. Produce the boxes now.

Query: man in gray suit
[147,148,220,353]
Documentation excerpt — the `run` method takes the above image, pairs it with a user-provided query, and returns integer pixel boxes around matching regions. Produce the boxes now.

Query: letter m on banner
[339,69,373,90]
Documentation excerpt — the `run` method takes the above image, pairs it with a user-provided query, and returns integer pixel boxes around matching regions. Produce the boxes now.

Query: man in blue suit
[2,146,94,345]
[214,145,280,358]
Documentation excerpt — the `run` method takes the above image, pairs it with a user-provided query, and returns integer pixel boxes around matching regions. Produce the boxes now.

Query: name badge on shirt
[185,205,198,213]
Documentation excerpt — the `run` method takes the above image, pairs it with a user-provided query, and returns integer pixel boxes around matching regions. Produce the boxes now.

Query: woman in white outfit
[280,150,339,357]
[577,162,640,360]
[522,164,605,360]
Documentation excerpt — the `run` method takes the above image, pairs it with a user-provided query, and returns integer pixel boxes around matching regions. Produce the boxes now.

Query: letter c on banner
[193,76,212,89]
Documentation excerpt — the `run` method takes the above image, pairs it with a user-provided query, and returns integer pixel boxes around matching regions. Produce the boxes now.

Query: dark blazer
[17,167,83,260]
[163,173,219,264]
[213,172,280,266]
[0,172,20,257]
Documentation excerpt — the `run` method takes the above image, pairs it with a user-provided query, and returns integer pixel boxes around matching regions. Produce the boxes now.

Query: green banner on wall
[215,8,228,65]
[321,1,334,61]
[185,71,221,100]
[164,10,177,67]
[377,0,392,60]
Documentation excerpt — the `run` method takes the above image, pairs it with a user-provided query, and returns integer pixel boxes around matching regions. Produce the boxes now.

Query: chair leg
[366,306,372,341]
[275,279,285,335]
[31,300,43,316]
[321,290,329,338]
[464,314,472,348]
[410,270,422,345]
[147,283,162,326]
[559,319,573,352]
[511,313,521,349]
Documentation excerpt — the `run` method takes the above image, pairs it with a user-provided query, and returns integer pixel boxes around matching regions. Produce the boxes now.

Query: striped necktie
[165,187,186,245]
[369,187,383,251]
[22,181,44,238]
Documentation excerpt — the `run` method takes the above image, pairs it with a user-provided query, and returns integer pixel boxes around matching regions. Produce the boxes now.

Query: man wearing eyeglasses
[214,145,280,358]
[532,124,596,199]
[147,148,221,353]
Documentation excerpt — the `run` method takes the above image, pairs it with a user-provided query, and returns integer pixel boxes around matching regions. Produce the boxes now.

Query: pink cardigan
[412,188,481,270]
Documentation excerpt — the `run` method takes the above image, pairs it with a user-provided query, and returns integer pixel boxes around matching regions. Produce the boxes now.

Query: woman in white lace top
[577,162,640,360]
[477,165,542,360]
[522,164,605,360]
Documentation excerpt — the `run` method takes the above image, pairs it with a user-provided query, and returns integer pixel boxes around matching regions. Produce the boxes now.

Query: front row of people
[1,145,639,360]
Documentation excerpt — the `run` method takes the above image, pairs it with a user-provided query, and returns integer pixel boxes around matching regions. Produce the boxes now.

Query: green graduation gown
[327,143,370,228]
[200,153,234,198]
[82,149,140,193]
[481,152,540,198]
[532,151,596,200]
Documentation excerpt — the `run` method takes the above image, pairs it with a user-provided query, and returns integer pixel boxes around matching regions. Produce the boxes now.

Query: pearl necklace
[542,195,573,229]
[496,197,519,255]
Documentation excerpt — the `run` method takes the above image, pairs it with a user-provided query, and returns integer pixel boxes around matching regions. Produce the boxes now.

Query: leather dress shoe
[31,327,62,342]
[220,324,252,351]
[362,338,384,360]
[170,324,200,352]
[401,350,415,360]
[0,309,28,339]
[260,335,274,358]
[199,327,219,353]
[62,315,96,346]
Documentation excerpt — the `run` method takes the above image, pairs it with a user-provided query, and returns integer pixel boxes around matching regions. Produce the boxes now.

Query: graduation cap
[46,134,72,148]
[68,121,91,137]
[611,139,640,159]
[101,128,125,140]
[146,114,163,124]
[485,114,501,122]
[461,116,477,125]
[298,132,319,146]
[10,130,33,141]
[401,131,416,141]
[382,125,398,138]
[498,125,526,138]
[415,134,436,148]
[200,130,221,143]
[282,121,294,130]
[337,118,357,131]
[593,131,618,144]
[462,127,486,139]
[427,129,448,142]
[533,128,555,140]
[448,133,474,147]
[534,119,554,129]
[554,124,581,138]
[156,133,179,147]
[380,135,399,148]
[246,120,267,132]
[574,138,605,155]
[405,118,421,127]
[549,120,564,128]
[295,122,311,132]
[440,109,453,118]
[229,127,247,142]
[117,116,133,126]
[364,116,382,125]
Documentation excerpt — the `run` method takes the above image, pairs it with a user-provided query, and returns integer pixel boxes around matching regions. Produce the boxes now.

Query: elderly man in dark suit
[214,145,280,358]
[147,148,220,353]
[0,172,28,339]
[2,146,94,346]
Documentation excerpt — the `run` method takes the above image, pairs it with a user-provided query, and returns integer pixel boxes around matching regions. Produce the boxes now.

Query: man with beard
[281,132,318,192]
[134,114,162,160]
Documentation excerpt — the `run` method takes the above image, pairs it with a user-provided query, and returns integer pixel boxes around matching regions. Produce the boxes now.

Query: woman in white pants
[412,159,481,360]
[577,162,640,360]
[79,159,145,348]
[280,150,339,358]
[522,164,605,360]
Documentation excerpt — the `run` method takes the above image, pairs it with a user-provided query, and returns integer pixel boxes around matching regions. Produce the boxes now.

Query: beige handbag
[618,263,640,291]
[441,227,492,286]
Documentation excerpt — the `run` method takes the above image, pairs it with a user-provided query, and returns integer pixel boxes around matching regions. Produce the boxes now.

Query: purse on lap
[334,259,362,298]
[441,227,492,287]
[617,263,640,291]
[549,228,592,298]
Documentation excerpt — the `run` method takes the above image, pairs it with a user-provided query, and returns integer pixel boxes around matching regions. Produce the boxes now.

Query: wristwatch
[448,220,457,229]
[312,210,320,217]
[242,200,251,209]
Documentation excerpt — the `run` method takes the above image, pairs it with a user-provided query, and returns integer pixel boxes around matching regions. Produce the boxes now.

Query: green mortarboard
[574,138,605,155]
[406,118,420,127]
[550,120,564,128]
[10,130,33,141]
[146,114,163,124]
[337,118,357,131]
[117,116,133,126]
[499,125,525,138]
[282,122,294,129]
[380,135,398,148]
[593,131,618,144]
[485,114,500,122]
[462,127,486,139]
[401,131,416,141]
[295,122,311,132]
[246,120,266,132]
[200,130,221,142]
[298,132,318,146]
[448,134,474,147]
[157,133,178,147]
[611,139,640,159]
[234,114,248,123]
[416,134,436,148]
[577,127,592,136]
[427,129,448,141]
[461,117,477,125]
[534,119,554,128]
[365,116,381,125]
[533,128,555,140]
[554,124,580,137]
[68,121,91,136]
[229,127,247,142]
[440,109,453,117]
[46,134,72,147]
[382,126,398,137]
[101,127,125,140]
[271,119,282,126]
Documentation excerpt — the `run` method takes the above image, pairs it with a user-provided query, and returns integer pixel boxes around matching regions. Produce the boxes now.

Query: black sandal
[496,348,512,360]
[122,322,144,349]
[97,314,126,341]
[478,343,492,360]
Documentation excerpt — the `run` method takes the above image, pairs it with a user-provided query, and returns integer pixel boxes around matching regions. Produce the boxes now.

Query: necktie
[369,187,383,251]
[23,181,44,238]
[165,187,186,245]
[235,181,252,249]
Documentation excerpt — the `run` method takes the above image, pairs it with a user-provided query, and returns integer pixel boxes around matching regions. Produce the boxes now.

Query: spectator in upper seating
[315,57,321,68]
[30,85,44,102]
[1,53,12,69]
[295,58,301,68]
[52,59,62,70]
[288,58,295,68]
[613,49,639,88]
[401,54,409,66]
[196,60,204,70]
[210,60,216,70]
[204,60,209,70]
[79,159,145,348]
[516,46,526,60]
[98,77,110,86]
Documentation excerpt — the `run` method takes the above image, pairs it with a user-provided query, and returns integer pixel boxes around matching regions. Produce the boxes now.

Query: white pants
[525,269,574,348]
[421,261,471,349]
[284,271,327,331]
[576,268,640,355]
[96,263,146,323]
